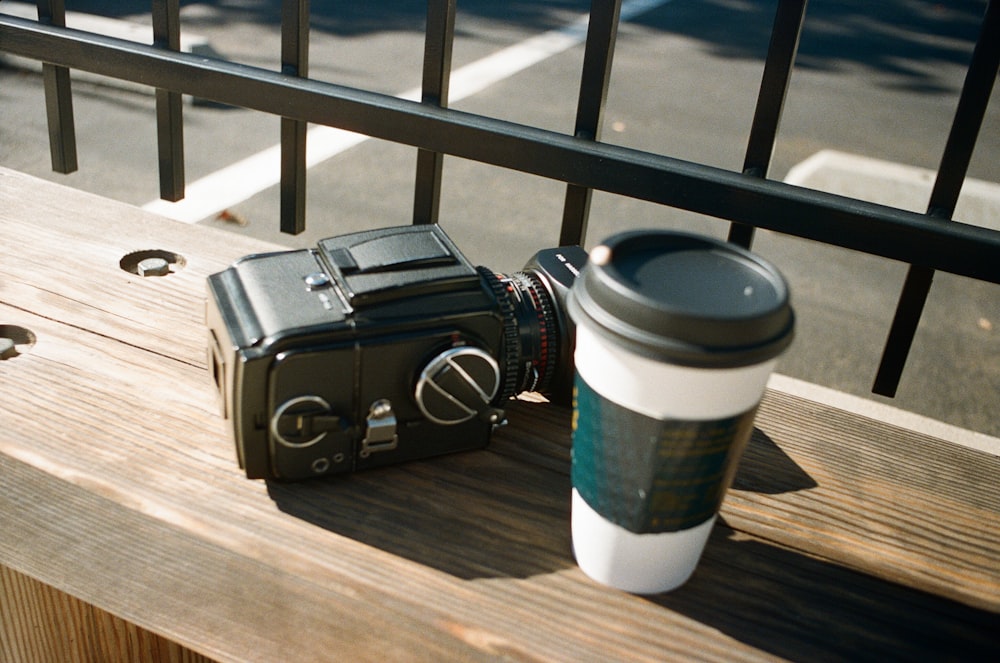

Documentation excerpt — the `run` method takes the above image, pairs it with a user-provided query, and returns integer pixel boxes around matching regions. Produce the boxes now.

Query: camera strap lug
[360,399,398,458]
[271,395,344,449]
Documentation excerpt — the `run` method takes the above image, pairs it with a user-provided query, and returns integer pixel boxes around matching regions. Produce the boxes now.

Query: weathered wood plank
[730,391,1000,611]
[496,393,1000,612]
[0,167,275,367]
[2,166,999,660]
[1,565,214,663]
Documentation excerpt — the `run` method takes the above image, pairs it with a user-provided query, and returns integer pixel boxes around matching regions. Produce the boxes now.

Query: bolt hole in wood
[0,325,36,360]
[119,250,186,277]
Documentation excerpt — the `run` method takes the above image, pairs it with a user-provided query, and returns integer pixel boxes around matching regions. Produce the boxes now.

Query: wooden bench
[2,166,998,661]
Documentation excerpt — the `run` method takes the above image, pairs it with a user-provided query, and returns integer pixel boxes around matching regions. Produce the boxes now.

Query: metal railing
[1,0,998,397]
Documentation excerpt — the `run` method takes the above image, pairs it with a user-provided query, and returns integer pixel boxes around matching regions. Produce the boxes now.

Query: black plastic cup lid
[566,230,794,368]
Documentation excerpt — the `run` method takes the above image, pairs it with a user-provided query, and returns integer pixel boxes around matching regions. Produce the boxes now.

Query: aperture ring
[478,267,522,401]
[511,272,558,394]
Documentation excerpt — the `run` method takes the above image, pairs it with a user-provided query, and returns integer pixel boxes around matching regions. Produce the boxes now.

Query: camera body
[207,225,586,480]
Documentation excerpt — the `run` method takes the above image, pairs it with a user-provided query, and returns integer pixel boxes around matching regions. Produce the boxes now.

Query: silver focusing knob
[415,346,505,425]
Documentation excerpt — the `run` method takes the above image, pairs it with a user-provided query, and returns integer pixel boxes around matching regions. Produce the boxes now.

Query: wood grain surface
[2,167,998,661]
[1,565,213,663]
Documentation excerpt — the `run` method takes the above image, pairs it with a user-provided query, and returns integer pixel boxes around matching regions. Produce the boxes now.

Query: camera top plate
[318,225,481,307]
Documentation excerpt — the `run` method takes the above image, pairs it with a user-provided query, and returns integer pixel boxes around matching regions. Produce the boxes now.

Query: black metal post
[873,0,1000,397]
[559,0,622,247]
[413,0,456,225]
[36,0,77,174]
[728,0,808,249]
[153,0,185,202]
[280,0,310,234]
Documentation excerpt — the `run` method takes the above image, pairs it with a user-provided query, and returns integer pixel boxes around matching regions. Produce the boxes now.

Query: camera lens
[479,268,561,400]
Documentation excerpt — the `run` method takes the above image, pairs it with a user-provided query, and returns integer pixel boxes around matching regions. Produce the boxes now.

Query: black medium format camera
[207,225,587,480]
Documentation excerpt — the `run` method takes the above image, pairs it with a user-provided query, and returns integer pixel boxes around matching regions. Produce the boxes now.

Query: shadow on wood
[266,400,817,582]
[655,519,1000,661]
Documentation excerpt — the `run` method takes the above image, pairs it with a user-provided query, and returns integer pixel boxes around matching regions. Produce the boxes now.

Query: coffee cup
[566,230,794,593]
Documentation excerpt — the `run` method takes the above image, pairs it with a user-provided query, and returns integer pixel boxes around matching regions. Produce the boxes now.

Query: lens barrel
[480,268,561,401]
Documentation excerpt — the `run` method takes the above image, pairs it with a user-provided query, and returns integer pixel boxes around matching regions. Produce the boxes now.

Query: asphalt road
[2,0,998,436]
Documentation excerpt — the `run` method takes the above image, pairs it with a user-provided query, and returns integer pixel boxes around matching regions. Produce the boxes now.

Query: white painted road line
[785,149,1000,232]
[142,0,673,223]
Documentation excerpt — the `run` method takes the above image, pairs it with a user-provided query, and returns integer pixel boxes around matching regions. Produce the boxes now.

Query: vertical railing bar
[413,0,456,226]
[873,0,1000,397]
[559,0,622,248]
[36,0,78,174]
[152,0,185,202]
[728,0,808,249]
[280,0,310,235]
[926,0,999,221]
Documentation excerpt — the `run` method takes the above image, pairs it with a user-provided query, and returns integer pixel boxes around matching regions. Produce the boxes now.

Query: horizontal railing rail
[1,0,998,397]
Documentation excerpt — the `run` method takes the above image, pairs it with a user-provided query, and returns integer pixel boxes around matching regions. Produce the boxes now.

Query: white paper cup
[566,231,794,593]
